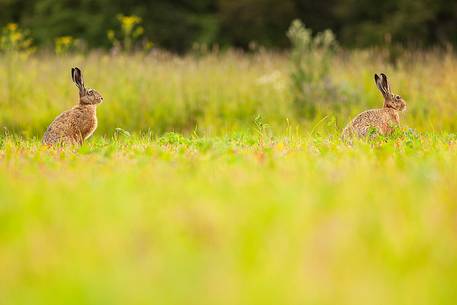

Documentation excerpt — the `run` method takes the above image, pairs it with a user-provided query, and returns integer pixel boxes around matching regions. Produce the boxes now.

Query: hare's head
[375,73,406,112]
[72,67,103,105]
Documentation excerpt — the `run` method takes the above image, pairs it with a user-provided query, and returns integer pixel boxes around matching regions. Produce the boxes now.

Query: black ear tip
[381,73,387,79]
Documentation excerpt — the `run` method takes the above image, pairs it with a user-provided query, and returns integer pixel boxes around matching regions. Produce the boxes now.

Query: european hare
[342,73,406,139]
[43,67,103,146]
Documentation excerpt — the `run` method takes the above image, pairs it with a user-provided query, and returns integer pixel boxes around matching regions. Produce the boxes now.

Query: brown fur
[342,73,406,139]
[43,68,103,146]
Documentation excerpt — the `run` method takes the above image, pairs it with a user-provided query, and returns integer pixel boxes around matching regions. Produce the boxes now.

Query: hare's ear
[374,73,388,98]
[71,67,85,95]
[380,73,391,94]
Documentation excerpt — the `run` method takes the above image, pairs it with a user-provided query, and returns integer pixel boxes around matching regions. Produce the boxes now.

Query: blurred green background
[1,0,457,52]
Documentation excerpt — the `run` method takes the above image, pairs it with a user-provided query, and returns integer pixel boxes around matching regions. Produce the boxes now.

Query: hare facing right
[42,67,103,146]
[342,73,407,139]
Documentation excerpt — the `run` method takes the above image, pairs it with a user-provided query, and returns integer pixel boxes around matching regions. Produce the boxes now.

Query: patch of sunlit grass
[2,50,457,139]
[1,132,457,305]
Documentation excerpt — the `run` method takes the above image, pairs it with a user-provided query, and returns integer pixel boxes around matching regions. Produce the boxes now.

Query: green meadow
[1,50,457,305]
[2,50,457,136]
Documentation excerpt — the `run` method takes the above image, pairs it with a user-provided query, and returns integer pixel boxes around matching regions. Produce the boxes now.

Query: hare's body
[342,73,406,140]
[42,67,103,146]
[342,107,400,138]
[43,105,97,145]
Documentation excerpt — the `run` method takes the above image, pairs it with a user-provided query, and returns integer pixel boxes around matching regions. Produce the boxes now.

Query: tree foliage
[0,0,456,51]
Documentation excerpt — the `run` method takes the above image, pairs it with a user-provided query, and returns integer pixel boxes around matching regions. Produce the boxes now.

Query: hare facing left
[43,67,103,146]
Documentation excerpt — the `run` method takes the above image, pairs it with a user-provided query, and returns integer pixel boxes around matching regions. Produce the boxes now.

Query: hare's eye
[395,95,401,100]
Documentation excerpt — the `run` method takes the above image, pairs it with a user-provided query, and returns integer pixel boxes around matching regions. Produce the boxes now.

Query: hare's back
[346,108,397,137]
[350,109,388,128]
[43,110,77,144]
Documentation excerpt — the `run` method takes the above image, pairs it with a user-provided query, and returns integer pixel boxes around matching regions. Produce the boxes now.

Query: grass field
[2,50,457,136]
[1,50,457,305]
